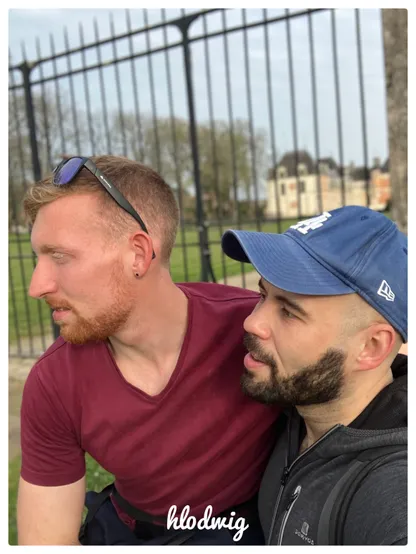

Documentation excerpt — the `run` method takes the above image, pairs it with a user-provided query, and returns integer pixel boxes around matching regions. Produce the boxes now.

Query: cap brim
[222,230,355,296]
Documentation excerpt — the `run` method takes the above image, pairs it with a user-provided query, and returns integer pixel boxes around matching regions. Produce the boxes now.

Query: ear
[129,231,154,277]
[356,323,396,371]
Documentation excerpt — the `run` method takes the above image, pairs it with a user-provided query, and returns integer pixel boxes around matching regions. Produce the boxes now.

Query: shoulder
[178,283,259,326]
[35,336,108,372]
[343,455,407,545]
[24,337,109,398]
[177,282,259,307]
[174,283,259,344]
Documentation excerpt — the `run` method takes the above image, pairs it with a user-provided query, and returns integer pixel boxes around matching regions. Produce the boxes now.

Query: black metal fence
[9,8,388,357]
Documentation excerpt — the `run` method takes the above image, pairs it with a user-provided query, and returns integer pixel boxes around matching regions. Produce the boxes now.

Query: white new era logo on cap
[377,280,395,302]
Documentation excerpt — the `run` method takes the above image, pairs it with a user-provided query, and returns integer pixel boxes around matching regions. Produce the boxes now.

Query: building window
[281,183,286,196]
[279,167,287,178]
[299,180,306,193]
[298,163,307,176]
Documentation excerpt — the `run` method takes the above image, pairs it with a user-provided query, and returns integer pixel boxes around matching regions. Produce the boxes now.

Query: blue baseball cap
[221,206,407,341]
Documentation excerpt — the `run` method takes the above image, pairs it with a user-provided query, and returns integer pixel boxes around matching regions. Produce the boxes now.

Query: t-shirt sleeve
[20,363,85,486]
[343,458,407,545]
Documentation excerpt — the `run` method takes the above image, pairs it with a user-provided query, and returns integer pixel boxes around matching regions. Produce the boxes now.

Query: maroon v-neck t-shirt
[20,283,281,519]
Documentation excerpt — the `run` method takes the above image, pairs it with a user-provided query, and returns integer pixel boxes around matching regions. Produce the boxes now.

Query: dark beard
[242,333,346,406]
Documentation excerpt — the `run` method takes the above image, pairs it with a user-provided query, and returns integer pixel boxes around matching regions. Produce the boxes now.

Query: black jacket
[258,354,407,545]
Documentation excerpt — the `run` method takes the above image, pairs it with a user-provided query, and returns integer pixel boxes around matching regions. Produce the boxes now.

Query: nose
[28,259,58,299]
[243,304,271,341]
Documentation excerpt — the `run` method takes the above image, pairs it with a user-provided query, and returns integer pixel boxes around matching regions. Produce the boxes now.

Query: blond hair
[23,155,179,264]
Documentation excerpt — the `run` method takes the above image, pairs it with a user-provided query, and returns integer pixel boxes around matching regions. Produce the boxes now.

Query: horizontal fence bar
[8,9,220,71]
[9,8,325,91]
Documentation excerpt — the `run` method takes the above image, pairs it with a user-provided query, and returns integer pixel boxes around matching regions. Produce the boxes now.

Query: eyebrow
[34,244,73,255]
[258,278,309,318]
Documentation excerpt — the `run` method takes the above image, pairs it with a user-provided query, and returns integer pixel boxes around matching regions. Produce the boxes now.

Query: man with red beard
[17,156,281,545]
[221,206,407,545]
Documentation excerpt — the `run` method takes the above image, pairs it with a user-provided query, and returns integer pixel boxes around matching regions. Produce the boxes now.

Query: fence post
[20,62,42,182]
[19,61,61,340]
[171,14,215,282]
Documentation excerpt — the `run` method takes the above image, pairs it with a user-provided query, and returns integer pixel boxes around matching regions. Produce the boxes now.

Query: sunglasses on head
[53,156,155,259]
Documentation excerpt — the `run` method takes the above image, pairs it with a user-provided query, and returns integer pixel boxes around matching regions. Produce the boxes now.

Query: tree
[196,119,267,221]
[382,9,407,234]
[8,87,91,226]
[9,84,268,226]
[111,113,268,222]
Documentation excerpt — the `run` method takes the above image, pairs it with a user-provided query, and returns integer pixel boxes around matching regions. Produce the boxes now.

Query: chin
[59,326,88,344]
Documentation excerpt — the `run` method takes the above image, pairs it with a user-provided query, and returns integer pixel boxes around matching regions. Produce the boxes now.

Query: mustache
[243,332,275,366]
[45,298,73,310]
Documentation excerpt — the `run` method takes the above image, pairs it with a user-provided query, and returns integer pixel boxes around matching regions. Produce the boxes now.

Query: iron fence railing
[9,8,387,357]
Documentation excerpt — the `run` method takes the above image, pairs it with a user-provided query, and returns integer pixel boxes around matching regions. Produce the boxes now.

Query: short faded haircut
[23,155,179,264]
[341,293,402,349]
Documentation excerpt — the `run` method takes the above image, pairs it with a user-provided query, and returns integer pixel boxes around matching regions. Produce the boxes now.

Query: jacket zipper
[277,485,302,545]
[267,423,342,545]
[266,464,290,544]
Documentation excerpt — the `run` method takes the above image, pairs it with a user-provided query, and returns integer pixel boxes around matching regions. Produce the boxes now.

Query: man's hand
[17,475,86,545]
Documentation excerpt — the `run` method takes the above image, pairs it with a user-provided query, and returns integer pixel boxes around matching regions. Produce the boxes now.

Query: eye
[281,306,296,319]
[51,252,65,260]
[258,291,266,302]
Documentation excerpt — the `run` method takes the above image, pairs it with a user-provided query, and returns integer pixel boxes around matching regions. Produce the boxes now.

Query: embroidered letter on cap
[290,212,332,235]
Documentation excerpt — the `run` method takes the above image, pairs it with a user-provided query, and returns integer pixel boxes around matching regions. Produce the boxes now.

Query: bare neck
[108,274,189,371]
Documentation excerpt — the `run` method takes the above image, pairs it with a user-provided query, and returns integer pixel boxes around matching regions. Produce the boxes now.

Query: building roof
[266,153,387,180]
[318,157,339,171]
[276,150,315,177]
[350,166,369,181]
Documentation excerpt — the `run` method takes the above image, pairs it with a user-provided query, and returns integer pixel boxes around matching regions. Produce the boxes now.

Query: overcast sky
[9,7,389,168]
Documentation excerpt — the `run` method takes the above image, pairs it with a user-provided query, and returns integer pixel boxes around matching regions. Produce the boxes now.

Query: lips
[244,352,268,370]
[250,351,264,363]
[52,308,72,322]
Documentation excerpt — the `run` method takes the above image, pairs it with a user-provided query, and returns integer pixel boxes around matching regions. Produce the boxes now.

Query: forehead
[31,193,103,250]
[260,277,355,315]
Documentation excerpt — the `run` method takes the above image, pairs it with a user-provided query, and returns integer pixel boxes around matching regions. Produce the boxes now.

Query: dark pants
[81,490,265,545]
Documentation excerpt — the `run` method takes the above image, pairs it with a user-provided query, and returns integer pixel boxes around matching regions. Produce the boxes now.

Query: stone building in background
[266,150,390,219]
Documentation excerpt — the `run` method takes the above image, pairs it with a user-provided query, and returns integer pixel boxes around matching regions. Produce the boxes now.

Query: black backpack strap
[317,446,406,545]
[112,486,167,526]
[317,459,366,545]
[79,483,196,544]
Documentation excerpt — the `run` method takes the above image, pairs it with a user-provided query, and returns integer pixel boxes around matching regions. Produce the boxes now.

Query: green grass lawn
[8,455,20,545]
[9,453,114,545]
[9,219,294,343]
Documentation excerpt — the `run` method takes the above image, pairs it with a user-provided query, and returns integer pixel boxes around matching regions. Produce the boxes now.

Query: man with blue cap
[222,206,407,545]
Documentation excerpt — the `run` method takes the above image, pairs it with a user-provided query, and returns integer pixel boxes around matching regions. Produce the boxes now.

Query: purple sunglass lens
[53,157,84,185]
